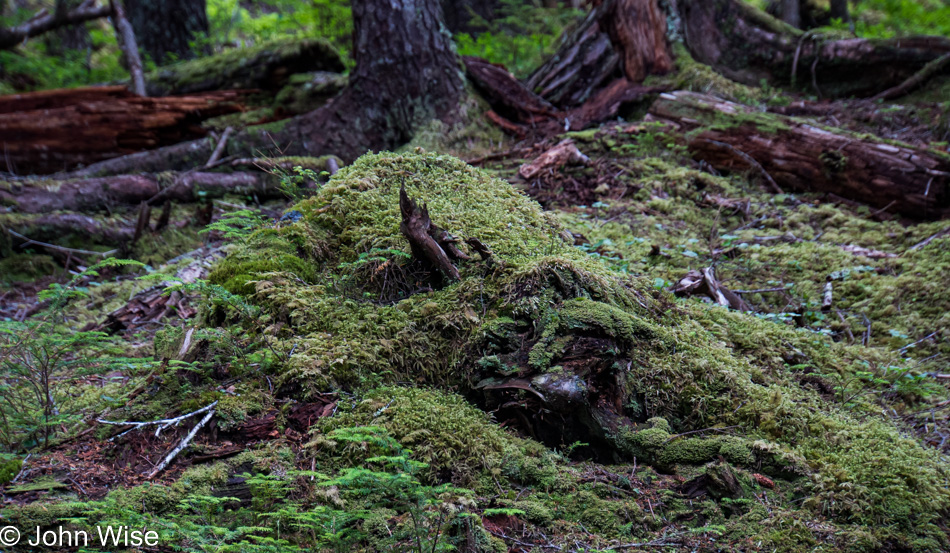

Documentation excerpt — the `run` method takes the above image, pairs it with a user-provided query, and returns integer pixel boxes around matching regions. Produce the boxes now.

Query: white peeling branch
[99,400,218,440]
[147,407,215,479]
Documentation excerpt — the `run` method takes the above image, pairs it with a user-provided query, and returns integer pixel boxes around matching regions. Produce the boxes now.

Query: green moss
[312,387,564,490]
[144,38,344,96]
[0,455,22,485]
[195,151,950,546]
[0,253,59,283]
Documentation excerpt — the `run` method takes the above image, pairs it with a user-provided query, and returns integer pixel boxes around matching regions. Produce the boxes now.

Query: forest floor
[0,42,949,553]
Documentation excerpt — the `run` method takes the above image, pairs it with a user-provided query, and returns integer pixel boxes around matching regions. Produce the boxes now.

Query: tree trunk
[780,0,800,28]
[440,0,502,34]
[829,0,848,21]
[124,0,208,64]
[647,91,950,219]
[243,0,465,163]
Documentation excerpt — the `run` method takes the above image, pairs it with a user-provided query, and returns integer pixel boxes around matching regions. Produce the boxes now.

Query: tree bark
[124,0,207,64]
[648,91,950,219]
[780,0,800,28]
[525,0,672,108]
[243,0,466,163]
[829,0,848,22]
[0,171,276,213]
[0,86,243,175]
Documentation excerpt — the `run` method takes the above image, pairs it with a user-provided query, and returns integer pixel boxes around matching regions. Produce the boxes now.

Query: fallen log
[1,171,275,213]
[677,0,950,98]
[144,38,345,97]
[648,91,950,219]
[0,86,245,175]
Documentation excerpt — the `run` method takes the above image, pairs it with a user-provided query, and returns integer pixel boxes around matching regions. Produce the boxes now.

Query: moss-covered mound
[207,151,950,549]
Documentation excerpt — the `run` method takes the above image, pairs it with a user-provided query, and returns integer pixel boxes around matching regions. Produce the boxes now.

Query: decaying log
[2,213,135,248]
[144,38,345,97]
[677,0,950,98]
[399,186,462,281]
[524,0,672,108]
[519,139,590,180]
[0,86,244,174]
[648,91,950,219]
[1,171,275,213]
[673,267,751,312]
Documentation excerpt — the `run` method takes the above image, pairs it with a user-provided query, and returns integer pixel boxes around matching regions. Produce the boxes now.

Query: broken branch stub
[399,186,462,281]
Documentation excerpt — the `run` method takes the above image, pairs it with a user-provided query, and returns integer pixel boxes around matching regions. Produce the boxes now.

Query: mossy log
[1,171,276,213]
[0,86,244,175]
[677,0,950,97]
[648,91,950,219]
[143,38,345,96]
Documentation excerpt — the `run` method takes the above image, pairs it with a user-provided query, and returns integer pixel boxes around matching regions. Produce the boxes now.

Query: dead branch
[205,127,234,168]
[399,186,462,281]
[8,229,116,257]
[0,0,111,50]
[109,0,146,96]
[147,407,215,479]
[98,400,218,441]
[519,139,590,180]
[673,267,751,311]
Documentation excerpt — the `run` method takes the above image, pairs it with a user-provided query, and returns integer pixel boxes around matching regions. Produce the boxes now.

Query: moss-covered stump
[206,151,950,548]
[144,38,345,97]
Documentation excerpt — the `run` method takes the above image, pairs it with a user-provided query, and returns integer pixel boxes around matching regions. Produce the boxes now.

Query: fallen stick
[147,407,215,479]
[871,53,950,101]
[8,229,116,257]
[205,126,233,168]
[98,400,218,440]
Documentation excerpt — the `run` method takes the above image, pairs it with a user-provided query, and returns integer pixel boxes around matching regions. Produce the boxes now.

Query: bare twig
[9,229,116,257]
[907,225,950,253]
[147,407,215,479]
[205,127,233,168]
[696,139,783,194]
[99,401,218,440]
[109,0,146,96]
